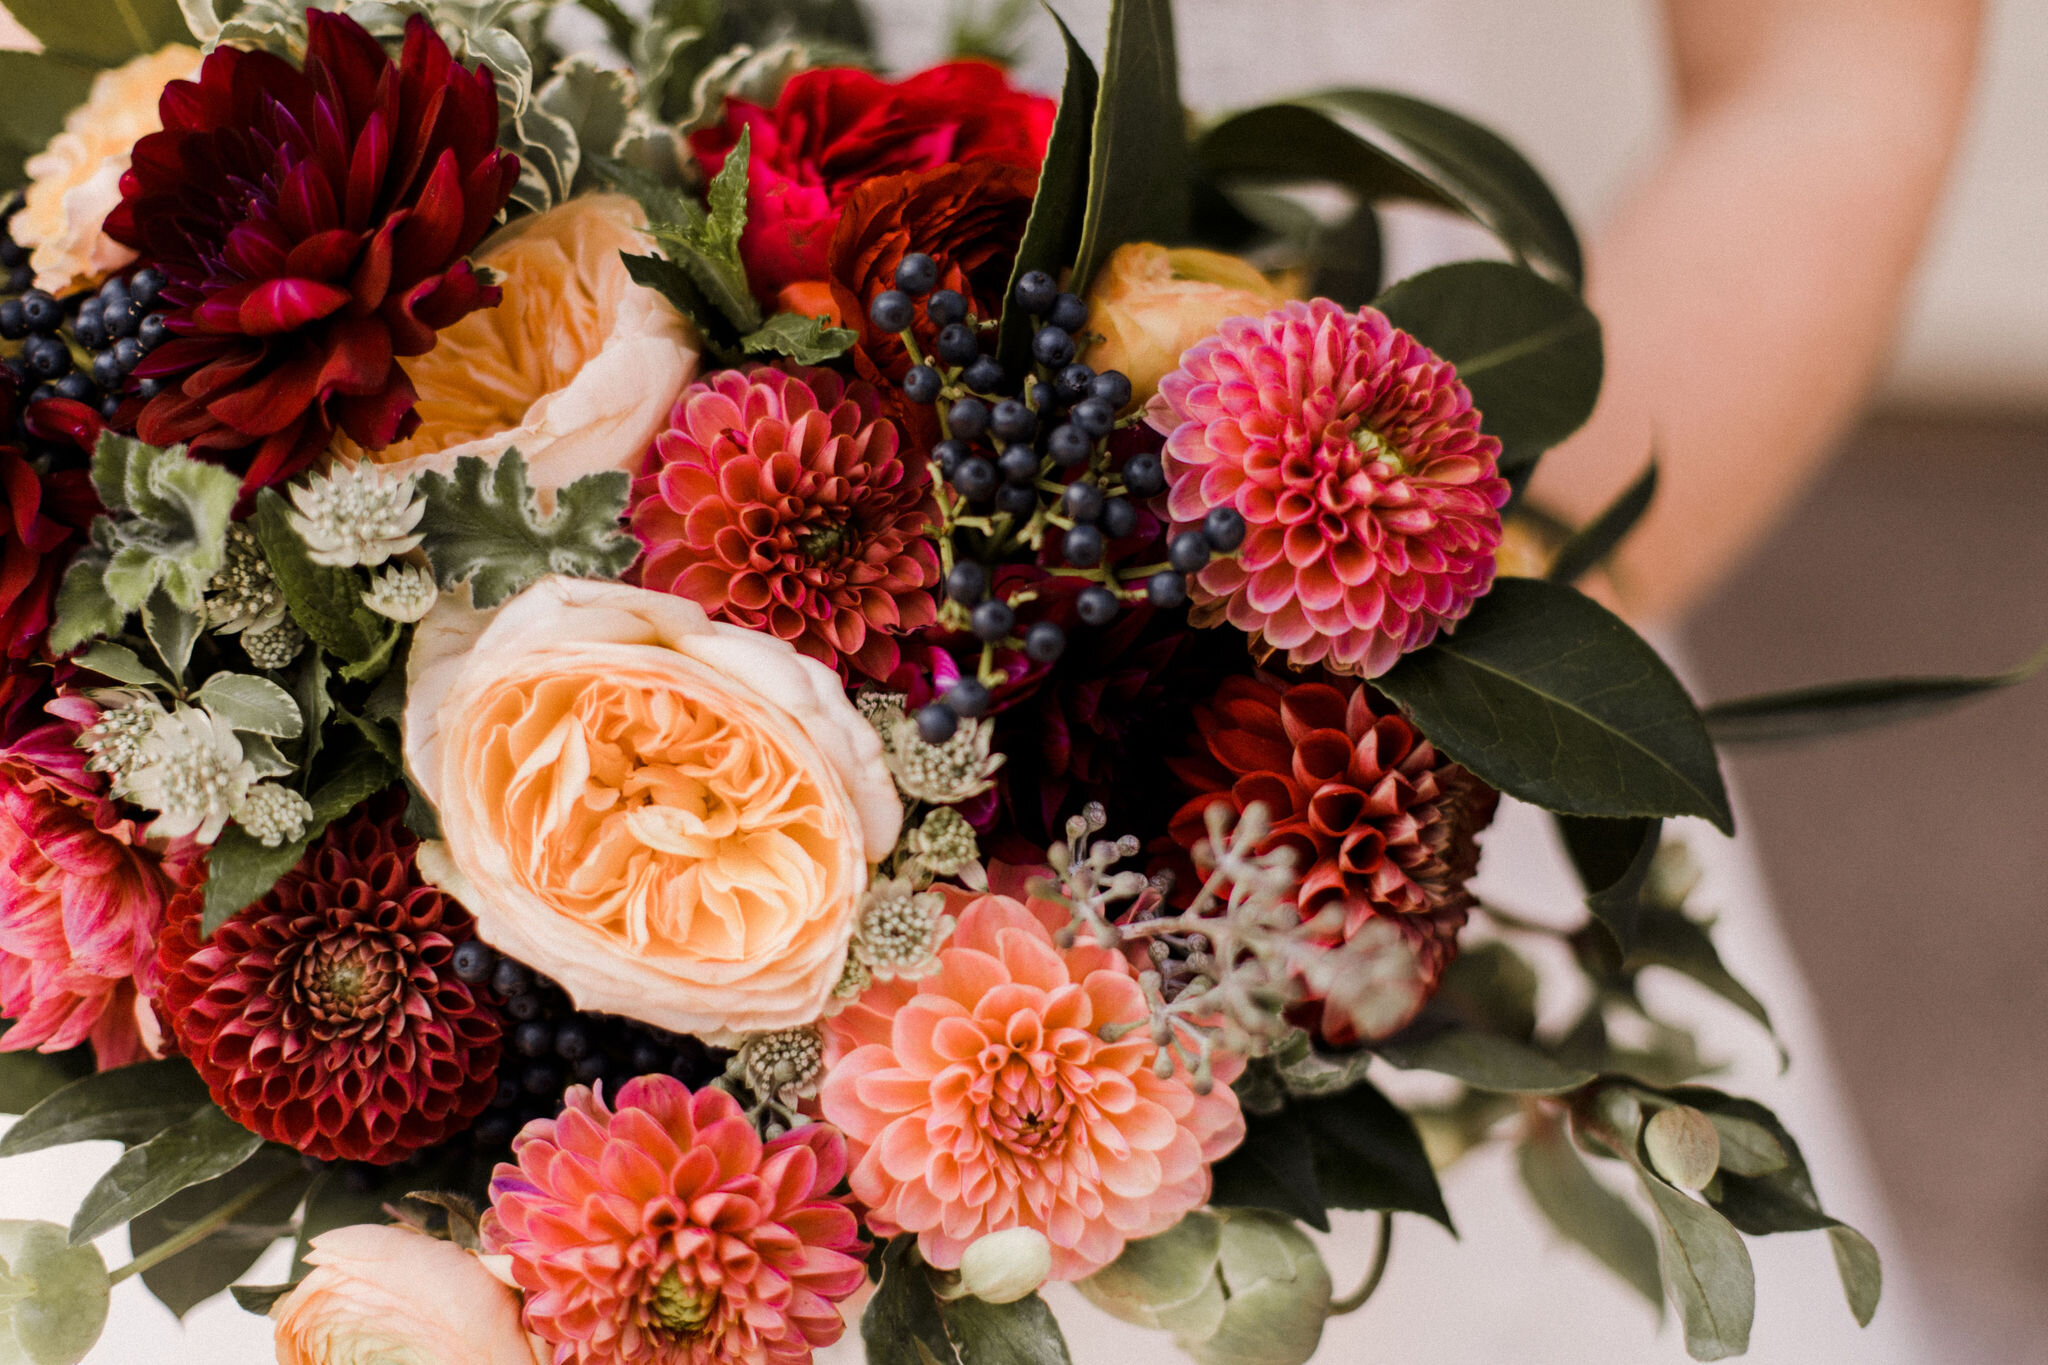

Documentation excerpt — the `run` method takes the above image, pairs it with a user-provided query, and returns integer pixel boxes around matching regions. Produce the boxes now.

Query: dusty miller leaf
[58,435,238,646]
[416,450,639,608]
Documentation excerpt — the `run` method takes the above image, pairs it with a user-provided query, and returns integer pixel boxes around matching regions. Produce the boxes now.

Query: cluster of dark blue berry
[450,939,728,1147]
[868,253,1246,744]
[0,196,35,294]
[0,263,169,419]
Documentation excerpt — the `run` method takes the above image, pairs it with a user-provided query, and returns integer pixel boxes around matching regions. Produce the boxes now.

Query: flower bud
[953,1227,1054,1304]
[1080,1208,1333,1365]
[1645,1104,1722,1191]
[1081,244,1294,404]
[0,1220,111,1365]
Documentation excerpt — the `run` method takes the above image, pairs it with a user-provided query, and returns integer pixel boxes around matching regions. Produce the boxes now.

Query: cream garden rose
[404,576,900,1041]
[17,45,200,295]
[271,1223,545,1365]
[341,193,698,486]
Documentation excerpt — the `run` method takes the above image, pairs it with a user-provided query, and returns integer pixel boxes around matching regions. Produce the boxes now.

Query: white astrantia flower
[362,562,440,623]
[850,873,953,982]
[242,617,306,670]
[122,705,258,843]
[883,714,1003,805]
[735,1025,827,1103]
[286,461,426,568]
[906,806,979,877]
[234,782,313,848]
[205,522,288,634]
[75,689,166,787]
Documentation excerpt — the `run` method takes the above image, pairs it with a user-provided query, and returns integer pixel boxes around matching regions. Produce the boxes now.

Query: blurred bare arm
[1529,0,1983,624]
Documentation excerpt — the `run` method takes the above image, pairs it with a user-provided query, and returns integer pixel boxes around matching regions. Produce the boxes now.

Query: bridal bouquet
[0,2,2002,1363]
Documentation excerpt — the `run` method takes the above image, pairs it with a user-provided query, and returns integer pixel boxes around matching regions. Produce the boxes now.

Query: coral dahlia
[821,884,1245,1281]
[104,12,519,495]
[630,365,938,682]
[1167,673,1497,1041]
[156,792,501,1162]
[1154,298,1509,676]
[0,666,193,1066]
[483,1076,868,1365]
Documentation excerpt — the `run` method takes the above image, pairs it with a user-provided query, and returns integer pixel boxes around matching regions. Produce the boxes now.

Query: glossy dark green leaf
[9,0,193,66]
[129,1149,309,1318]
[1638,1169,1755,1360]
[996,4,1098,371]
[1702,642,2048,747]
[1294,1079,1453,1230]
[1207,1104,1332,1232]
[1548,458,1658,586]
[862,1237,959,1365]
[620,250,738,351]
[1558,814,1662,952]
[1516,1114,1663,1310]
[70,1105,263,1244]
[1375,578,1731,830]
[1373,1023,1597,1095]
[938,1291,1074,1365]
[229,1282,294,1315]
[0,1060,211,1156]
[1069,0,1188,291]
[0,1038,93,1116]
[1374,261,1602,477]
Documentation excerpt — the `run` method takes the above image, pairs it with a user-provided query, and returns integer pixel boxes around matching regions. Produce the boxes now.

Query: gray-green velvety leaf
[0,1060,211,1156]
[415,450,638,608]
[47,551,126,655]
[69,1106,263,1244]
[1626,907,1778,1050]
[143,589,199,683]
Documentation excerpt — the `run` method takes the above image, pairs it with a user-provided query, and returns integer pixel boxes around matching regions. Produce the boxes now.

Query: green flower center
[800,520,852,562]
[651,1269,717,1338]
[1350,424,1406,475]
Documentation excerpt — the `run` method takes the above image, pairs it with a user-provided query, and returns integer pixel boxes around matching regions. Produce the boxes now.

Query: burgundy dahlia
[1167,673,1497,1041]
[157,791,502,1162]
[0,378,102,658]
[104,12,519,495]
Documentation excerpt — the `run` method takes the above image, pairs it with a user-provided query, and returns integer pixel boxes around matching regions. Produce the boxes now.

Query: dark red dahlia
[104,13,519,495]
[0,376,102,658]
[157,791,502,1162]
[1167,673,1498,1042]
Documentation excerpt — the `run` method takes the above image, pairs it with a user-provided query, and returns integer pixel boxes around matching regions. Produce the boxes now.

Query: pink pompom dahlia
[484,1076,867,1365]
[630,365,938,681]
[1154,298,1509,676]
[821,885,1245,1281]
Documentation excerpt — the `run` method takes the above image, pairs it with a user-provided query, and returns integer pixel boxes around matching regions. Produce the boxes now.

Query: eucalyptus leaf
[1702,641,2048,747]
[1548,458,1657,586]
[1375,579,1731,830]
[1373,1023,1596,1095]
[128,1149,308,1319]
[1638,1171,1755,1360]
[1516,1115,1663,1310]
[937,1291,1073,1365]
[1828,1225,1883,1328]
[69,1106,263,1245]
[415,450,639,608]
[862,1238,958,1365]
[996,4,1098,371]
[0,1060,211,1157]
[1374,261,1602,478]
[195,673,303,738]
[69,642,166,689]
[0,1220,109,1365]
[1069,0,1187,291]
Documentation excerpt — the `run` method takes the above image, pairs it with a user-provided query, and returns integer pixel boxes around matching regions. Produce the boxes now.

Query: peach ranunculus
[1082,243,1294,405]
[341,193,699,488]
[403,575,901,1042]
[271,1222,546,1365]
[16,45,200,295]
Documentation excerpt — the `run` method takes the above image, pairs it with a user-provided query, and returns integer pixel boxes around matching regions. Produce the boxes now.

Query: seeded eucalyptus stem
[108,1166,301,1286]
[1328,1212,1395,1316]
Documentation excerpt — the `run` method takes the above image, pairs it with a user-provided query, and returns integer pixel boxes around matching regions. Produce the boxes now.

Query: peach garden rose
[403,576,901,1041]
[1081,242,1294,404]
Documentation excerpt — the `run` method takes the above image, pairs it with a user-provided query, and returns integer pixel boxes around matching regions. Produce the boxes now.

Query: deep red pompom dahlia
[1167,673,1498,1041]
[157,793,502,1162]
[104,12,519,495]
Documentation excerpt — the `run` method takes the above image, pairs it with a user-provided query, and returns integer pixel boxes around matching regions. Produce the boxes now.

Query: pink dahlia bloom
[484,1076,867,1365]
[1154,298,1509,676]
[630,366,939,682]
[0,668,192,1065]
[821,884,1245,1281]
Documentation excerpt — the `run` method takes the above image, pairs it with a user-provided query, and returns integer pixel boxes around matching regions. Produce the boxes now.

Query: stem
[108,1169,299,1286]
[1327,1212,1394,1316]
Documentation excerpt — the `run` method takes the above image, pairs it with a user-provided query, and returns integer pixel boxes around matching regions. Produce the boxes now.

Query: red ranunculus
[691,62,1054,302]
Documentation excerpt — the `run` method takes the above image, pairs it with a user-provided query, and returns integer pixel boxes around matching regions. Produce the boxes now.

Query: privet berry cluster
[0,196,171,419]
[869,253,1246,745]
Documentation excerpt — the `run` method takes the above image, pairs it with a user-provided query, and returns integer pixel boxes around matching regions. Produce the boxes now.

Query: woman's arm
[1529,0,1984,623]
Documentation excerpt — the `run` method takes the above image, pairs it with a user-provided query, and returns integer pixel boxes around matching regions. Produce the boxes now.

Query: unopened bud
[1645,1104,1721,1191]
[950,1228,1052,1304]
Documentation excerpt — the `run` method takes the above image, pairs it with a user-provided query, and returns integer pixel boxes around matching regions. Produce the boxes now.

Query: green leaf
[1069,0,1188,292]
[1700,1113,1788,1179]
[645,125,763,334]
[1374,261,1602,478]
[740,312,857,365]
[1828,1225,1883,1328]
[195,673,302,738]
[47,551,126,655]
[620,250,738,352]
[1206,1102,1330,1230]
[996,4,1098,371]
[69,641,168,689]
[228,1282,294,1315]
[862,1237,959,1365]
[1549,458,1657,586]
[1638,1170,1755,1360]
[142,587,199,683]
[248,488,397,667]
[1626,906,1778,1049]
[938,1291,1073,1365]
[1557,814,1662,953]
[200,747,396,935]
[0,1042,92,1117]
[289,648,331,782]
[0,50,96,185]
[1212,1075,1453,1234]
[1432,938,1539,1041]
[69,1105,263,1244]
[1374,577,1732,831]
[8,0,194,65]
[0,1061,211,1156]
[88,434,240,616]
[0,1220,109,1365]
[1516,1114,1664,1310]
[416,450,639,609]
[291,1171,390,1282]
[1702,641,2048,747]
[536,57,633,195]
[1374,1023,1597,1095]
[128,1149,308,1319]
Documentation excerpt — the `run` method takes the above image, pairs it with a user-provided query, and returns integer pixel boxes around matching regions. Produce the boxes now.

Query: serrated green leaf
[1070,0,1187,292]
[620,250,737,352]
[645,124,762,333]
[740,312,857,365]
[1517,1115,1664,1311]
[996,4,1098,371]
[70,1105,263,1244]
[47,551,126,655]
[0,1060,211,1156]
[0,1220,109,1365]
[69,642,167,688]
[129,1149,308,1319]
[248,488,396,666]
[194,673,302,738]
[1374,578,1732,831]
[416,450,639,608]
[142,587,199,683]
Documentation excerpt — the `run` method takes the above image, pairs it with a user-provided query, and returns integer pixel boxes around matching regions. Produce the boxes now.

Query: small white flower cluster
[905,806,978,877]
[362,563,439,623]
[847,874,953,986]
[860,689,1005,805]
[205,524,288,634]
[242,618,307,670]
[733,1025,827,1104]
[286,461,426,568]
[234,782,314,848]
[80,697,313,847]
